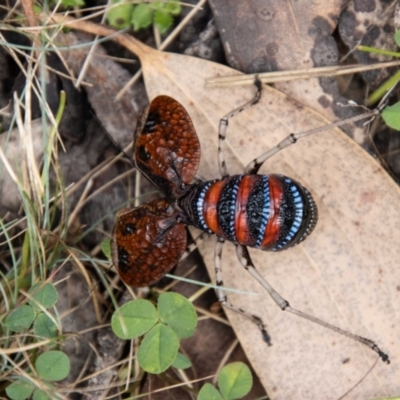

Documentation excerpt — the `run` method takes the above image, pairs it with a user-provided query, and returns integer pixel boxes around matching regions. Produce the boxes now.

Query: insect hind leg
[235,244,390,364]
[214,237,271,345]
[218,77,262,178]
[244,97,382,175]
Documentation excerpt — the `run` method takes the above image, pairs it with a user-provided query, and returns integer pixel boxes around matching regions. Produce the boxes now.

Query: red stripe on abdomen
[203,180,225,236]
[260,175,283,249]
[235,175,257,245]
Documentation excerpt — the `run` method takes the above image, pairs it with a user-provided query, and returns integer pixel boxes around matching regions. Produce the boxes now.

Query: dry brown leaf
[46,15,400,399]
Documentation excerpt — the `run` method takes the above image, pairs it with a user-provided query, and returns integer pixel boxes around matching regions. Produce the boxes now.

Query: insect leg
[244,109,380,175]
[219,77,262,178]
[235,244,390,363]
[215,237,271,345]
[180,232,208,261]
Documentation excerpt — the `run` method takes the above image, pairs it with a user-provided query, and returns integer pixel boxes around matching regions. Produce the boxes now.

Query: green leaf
[35,351,70,381]
[6,380,35,400]
[382,102,400,130]
[165,1,181,15]
[170,325,196,340]
[137,324,179,373]
[131,4,153,31]
[61,0,85,7]
[29,282,58,310]
[100,239,111,261]
[172,352,191,369]
[106,1,134,30]
[197,383,224,400]
[4,305,35,332]
[395,31,400,47]
[154,9,173,33]
[34,313,58,338]
[150,2,165,10]
[158,292,197,336]
[218,362,252,400]
[111,299,158,339]
[33,4,42,13]
[32,388,52,400]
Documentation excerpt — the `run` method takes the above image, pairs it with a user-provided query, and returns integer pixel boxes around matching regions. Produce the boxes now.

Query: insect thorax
[178,174,318,251]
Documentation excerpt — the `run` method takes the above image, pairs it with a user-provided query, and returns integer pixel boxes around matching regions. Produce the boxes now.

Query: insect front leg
[244,104,380,175]
[235,244,390,363]
[218,77,262,178]
[214,237,271,345]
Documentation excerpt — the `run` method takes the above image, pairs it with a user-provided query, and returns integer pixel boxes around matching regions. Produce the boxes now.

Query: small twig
[115,0,207,99]
[20,0,37,28]
[206,60,400,87]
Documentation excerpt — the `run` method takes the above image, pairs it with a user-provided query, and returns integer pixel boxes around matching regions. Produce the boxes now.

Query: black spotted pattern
[143,110,160,133]
[123,223,136,235]
[117,247,130,272]
[217,176,241,240]
[138,145,151,161]
[277,180,298,244]
[246,176,267,242]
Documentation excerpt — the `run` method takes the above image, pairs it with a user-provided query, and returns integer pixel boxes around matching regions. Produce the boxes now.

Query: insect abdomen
[181,174,318,251]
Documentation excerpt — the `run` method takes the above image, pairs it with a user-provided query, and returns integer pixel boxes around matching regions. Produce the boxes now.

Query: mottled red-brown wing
[134,96,201,199]
[111,199,187,287]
